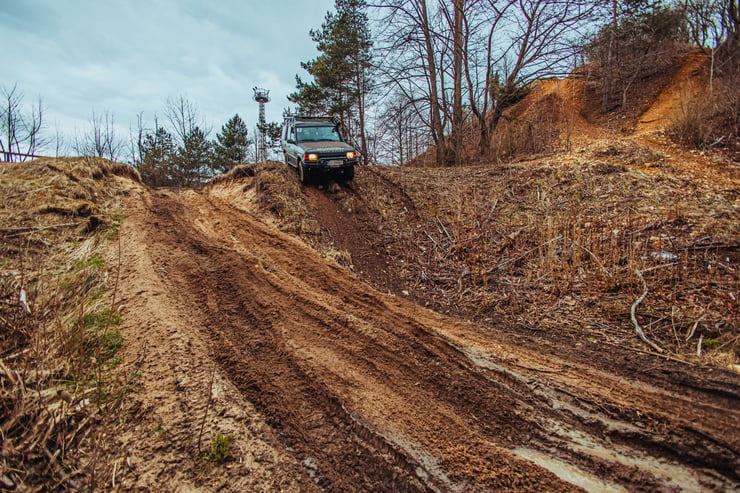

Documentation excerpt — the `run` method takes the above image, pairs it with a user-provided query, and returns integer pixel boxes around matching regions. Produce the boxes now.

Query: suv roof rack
[283,115,341,125]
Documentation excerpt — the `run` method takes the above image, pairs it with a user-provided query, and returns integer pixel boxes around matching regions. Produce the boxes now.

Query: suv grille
[318,151,348,162]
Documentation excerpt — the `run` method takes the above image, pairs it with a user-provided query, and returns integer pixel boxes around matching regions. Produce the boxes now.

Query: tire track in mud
[146,193,433,491]
[302,184,404,295]
[141,189,739,491]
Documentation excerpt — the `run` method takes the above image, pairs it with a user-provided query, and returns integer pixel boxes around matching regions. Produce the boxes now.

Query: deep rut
[139,189,739,491]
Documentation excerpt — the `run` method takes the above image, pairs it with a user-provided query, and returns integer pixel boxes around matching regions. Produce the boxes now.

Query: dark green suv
[281,116,357,184]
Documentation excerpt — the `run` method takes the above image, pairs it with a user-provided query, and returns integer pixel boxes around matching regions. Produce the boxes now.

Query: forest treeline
[2,0,738,184]
[288,0,737,166]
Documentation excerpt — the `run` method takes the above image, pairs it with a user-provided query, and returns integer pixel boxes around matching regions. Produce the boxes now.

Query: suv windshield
[296,125,342,142]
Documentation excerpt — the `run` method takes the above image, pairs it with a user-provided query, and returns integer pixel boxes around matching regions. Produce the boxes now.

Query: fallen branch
[717,333,740,351]
[600,340,712,366]
[685,314,705,341]
[631,269,665,353]
[435,216,452,242]
[1,223,77,238]
[197,364,217,455]
[629,220,662,235]
[697,335,704,357]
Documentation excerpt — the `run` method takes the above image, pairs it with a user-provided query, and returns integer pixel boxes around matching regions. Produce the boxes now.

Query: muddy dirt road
[118,184,738,492]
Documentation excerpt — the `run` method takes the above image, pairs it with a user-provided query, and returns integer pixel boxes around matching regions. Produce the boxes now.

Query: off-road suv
[281,116,357,184]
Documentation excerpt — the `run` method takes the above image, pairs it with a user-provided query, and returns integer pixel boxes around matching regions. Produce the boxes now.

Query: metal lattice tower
[252,87,270,162]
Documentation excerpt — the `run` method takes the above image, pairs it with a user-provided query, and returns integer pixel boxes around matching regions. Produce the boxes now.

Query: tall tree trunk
[355,48,368,166]
[452,0,464,166]
[729,0,739,60]
[602,0,617,113]
[419,0,446,166]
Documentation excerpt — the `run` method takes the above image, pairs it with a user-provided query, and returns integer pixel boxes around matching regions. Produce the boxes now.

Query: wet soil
[112,181,738,491]
[106,51,738,491]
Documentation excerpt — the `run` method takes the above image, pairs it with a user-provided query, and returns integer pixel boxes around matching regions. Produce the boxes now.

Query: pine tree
[289,0,372,163]
[176,126,211,186]
[138,126,176,187]
[213,114,250,173]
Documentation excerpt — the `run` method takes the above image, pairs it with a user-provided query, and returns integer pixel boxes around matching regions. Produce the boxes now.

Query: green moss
[79,308,123,363]
[702,338,720,348]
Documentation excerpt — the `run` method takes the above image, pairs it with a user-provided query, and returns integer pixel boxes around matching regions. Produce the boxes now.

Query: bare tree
[73,110,124,161]
[378,90,432,165]
[587,3,688,113]
[1,84,45,161]
[373,0,594,163]
[164,95,211,146]
[484,0,596,133]
[53,120,67,157]
[375,0,451,164]
[685,0,740,90]
[439,0,465,165]
[164,96,214,185]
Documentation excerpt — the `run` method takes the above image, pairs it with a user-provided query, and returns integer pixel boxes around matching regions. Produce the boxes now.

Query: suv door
[283,124,297,167]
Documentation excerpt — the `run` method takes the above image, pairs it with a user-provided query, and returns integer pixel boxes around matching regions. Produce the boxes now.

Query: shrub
[584,4,689,113]
[669,75,740,155]
[205,433,234,463]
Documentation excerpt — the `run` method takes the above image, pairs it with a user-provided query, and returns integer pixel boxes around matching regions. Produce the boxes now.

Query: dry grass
[208,162,361,266]
[489,92,564,163]
[240,161,323,237]
[206,163,257,185]
[1,157,137,490]
[237,152,737,368]
[668,76,740,160]
[361,156,738,366]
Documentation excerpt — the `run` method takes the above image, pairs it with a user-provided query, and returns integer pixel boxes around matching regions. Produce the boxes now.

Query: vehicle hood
[297,141,355,153]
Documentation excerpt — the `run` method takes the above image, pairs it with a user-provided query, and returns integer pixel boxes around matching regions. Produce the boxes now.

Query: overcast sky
[2,0,336,150]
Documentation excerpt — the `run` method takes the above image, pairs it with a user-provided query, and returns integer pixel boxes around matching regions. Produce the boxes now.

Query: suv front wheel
[336,164,354,182]
[298,160,311,185]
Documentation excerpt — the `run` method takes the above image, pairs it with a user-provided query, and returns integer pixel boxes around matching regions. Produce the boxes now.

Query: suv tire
[298,160,311,185]
[337,164,354,182]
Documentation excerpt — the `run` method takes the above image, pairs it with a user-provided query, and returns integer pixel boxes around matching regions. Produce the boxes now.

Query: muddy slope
[118,184,738,491]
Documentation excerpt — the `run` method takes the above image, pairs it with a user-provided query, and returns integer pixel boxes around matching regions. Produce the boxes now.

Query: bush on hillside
[669,72,740,158]
[489,93,562,162]
[585,5,688,113]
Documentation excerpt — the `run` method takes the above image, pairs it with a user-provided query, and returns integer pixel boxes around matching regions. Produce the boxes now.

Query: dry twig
[197,364,217,455]
[685,314,705,341]
[631,269,665,353]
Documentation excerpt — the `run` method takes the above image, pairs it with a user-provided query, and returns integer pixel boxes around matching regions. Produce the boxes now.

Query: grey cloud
[3,0,336,154]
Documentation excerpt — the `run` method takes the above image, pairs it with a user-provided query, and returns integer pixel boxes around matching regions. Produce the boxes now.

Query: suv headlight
[346,151,356,159]
[305,153,319,161]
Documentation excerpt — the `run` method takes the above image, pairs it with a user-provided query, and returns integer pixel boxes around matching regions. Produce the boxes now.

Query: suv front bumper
[304,156,357,171]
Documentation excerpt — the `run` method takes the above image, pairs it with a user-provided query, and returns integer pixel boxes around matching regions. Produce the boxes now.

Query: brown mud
[113,180,738,491]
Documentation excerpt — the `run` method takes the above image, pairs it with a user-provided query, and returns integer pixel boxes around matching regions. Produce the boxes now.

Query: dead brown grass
[1,157,138,490]
[240,154,738,369]
[206,163,257,185]
[363,158,738,366]
[243,161,322,237]
[668,75,740,160]
[489,90,564,163]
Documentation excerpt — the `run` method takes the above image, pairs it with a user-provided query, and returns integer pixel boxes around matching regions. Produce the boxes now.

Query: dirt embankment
[2,52,737,492]
[103,173,739,491]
